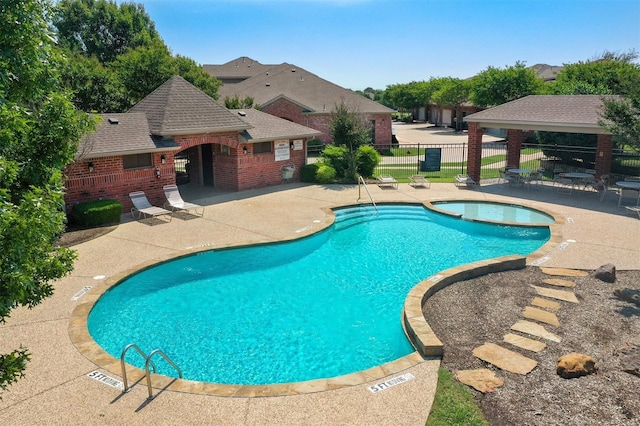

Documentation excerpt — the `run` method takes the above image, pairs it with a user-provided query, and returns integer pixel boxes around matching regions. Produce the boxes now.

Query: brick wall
[64,131,309,212]
[467,122,483,183]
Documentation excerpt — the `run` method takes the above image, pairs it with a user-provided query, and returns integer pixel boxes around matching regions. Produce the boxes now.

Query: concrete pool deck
[1,181,639,425]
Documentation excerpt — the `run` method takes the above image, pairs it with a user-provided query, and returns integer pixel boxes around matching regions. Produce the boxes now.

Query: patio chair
[408,175,430,188]
[163,184,205,216]
[525,169,544,190]
[586,174,610,201]
[625,206,640,219]
[129,191,173,222]
[554,174,575,194]
[455,174,478,188]
[618,188,640,206]
[376,175,398,189]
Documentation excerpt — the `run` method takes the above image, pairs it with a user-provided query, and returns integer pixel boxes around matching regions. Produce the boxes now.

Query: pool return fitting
[120,343,183,400]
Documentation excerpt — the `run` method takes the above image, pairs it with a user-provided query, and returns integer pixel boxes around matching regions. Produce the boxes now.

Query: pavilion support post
[467,122,483,184]
[506,129,523,168]
[594,134,613,179]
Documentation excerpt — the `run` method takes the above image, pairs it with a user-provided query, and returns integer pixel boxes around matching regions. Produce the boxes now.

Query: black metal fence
[308,142,640,182]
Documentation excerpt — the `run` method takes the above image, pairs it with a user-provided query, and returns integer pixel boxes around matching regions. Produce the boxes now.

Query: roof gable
[216,61,394,115]
[129,75,251,136]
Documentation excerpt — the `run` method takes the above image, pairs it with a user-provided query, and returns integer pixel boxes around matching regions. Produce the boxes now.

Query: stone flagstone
[542,278,576,288]
[503,333,547,353]
[472,342,537,375]
[456,368,504,393]
[540,267,588,277]
[511,320,562,342]
[531,285,579,303]
[531,297,562,311]
[523,306,560,326]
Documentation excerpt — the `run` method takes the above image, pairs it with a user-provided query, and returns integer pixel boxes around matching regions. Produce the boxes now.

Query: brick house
[203,57,394,147]
[64,76,321,213]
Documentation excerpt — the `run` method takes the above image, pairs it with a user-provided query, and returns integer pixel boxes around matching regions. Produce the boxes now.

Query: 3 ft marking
[368,373,415,393]
[88,370,124,390]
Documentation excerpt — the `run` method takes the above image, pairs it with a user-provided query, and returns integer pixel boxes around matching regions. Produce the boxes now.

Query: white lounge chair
[377,175,398,189]
[409,175,430,188]
[625,206,640,219]
[455,174,477,188]
[129,191,173,222]
[163,184,205,216]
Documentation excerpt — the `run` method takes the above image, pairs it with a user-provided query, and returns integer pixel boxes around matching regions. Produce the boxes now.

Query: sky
[120,0,640,91]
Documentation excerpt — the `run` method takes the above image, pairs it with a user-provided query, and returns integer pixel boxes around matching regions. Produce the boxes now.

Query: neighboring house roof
[129,75,252,136]
[528,63,564,82]
[209,58,394,115]
[77,113,179,159]
[202,57,275,83]
[231,109,322,143]
[464,95,618,134]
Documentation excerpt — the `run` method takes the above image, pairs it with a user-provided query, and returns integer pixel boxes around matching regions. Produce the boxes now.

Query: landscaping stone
[531,285,579,303]
[615,343,640,377]
[511,320,561,342]
[456,368,504,393]
[594,263,616,283]
[531,297,561,311]
[523,306,560,326]
[557,353,599,378]
[540,267,588,277]
[503,333,547,353]
[542,278,576,288]
[472,342,538,375]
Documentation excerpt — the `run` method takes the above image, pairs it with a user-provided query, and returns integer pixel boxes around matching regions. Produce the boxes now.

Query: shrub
[356,145,381,178]
[301,163,320,182]
[314,164,336,183]
[70,199,122,227]
[320,145,349,179]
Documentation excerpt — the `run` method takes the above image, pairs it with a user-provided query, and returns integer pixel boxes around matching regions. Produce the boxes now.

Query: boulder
[557,353,599,379]
[615,343,640,377]
[594,263,616,283]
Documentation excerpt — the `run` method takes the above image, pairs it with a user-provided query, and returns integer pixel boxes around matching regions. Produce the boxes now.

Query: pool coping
[68,199,563,398]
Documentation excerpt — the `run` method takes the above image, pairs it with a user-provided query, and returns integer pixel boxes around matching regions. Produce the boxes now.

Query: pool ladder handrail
[357,175,378,213]
[120,344,182,400]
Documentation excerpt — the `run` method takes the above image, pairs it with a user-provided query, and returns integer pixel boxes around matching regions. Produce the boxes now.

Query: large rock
[557,353,599,378]
[594,263,616,283]
[615,343,640,377]
[456,368,504,393]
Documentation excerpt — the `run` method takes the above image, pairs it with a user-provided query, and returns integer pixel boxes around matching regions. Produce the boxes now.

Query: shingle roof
[77,113,179,159]
[129,75,251,136]
[464,95,618,134]
[213,60,394,115]
[203,57,274,81]
[231,109,322,143]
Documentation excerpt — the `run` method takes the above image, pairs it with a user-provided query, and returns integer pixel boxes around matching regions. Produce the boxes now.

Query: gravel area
[423,266,640,426]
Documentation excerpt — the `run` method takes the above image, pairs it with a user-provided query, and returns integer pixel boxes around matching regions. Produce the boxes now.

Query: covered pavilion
[463,95,618,183]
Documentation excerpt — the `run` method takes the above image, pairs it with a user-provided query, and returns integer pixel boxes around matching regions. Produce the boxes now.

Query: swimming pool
[88,204,549,385]
[431,201,555,225]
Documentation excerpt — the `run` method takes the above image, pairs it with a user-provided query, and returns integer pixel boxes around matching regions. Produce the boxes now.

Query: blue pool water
[432,201,555,224]
[88,204,549,385]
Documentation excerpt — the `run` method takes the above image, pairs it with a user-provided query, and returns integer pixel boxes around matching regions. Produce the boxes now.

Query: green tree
[54,0,160,64]
[469,61,544,107]
[0,0,93,395]
[430,77,470,131]
[223,95,255,109]
[601,94,640,151]
[174,55,221,100]
[328,102,372,181]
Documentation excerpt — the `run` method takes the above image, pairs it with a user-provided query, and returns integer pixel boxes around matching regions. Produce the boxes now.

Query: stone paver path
[542,278,577,288]
[473,343,538,375]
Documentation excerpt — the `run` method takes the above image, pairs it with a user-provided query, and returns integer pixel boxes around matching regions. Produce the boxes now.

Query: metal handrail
[145,349,183,400]
[120,343,157,393]
[357,175,378,212]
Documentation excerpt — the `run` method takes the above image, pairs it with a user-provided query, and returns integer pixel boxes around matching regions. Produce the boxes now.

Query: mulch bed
[423,266,640,426]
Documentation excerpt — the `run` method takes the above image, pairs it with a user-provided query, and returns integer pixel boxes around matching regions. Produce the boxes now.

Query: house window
[123,153,152,169]
[253,141,272,154]
[221,144,230,155]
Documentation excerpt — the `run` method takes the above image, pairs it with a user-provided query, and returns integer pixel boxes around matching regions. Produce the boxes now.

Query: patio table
[507,169,532,187]
[616,181,640,190]
[562,172,595,189]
